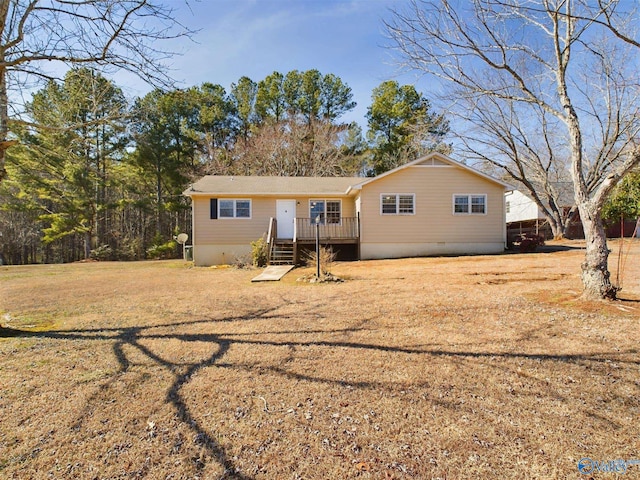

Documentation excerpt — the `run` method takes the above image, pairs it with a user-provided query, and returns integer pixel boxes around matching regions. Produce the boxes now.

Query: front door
[276,200,296,239]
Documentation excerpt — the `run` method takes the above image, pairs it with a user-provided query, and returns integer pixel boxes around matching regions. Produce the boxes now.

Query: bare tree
[0,0,194,182]
[387,0,640,299]
[231,120,361,177]
[459,92,577,239]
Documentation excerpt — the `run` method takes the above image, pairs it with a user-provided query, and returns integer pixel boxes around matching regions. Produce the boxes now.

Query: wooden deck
[295,217,359,241]
[267,217,360,265]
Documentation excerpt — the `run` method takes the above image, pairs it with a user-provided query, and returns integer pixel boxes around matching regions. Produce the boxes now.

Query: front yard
[1,241,639,479]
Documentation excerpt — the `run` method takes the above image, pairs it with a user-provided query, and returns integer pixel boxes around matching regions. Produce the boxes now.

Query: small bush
[90,245,113,261]
[146,240,178,259]
[117,238,143,261]
[233,253,253,269]
[304,246,337,276]
[251,236,269,267]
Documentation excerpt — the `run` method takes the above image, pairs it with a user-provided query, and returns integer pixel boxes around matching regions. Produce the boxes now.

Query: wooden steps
[269,241,294,265]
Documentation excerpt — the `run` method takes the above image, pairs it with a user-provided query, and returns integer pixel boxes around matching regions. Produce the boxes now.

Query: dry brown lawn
[1,240,639,479]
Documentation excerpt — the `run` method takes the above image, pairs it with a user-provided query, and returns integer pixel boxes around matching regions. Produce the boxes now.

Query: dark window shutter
[210,198,218,219]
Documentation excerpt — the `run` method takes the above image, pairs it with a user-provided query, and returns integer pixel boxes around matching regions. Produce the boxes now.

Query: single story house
[183,153,514,266]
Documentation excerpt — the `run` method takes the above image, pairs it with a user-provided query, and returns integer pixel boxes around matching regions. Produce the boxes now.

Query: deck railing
[266,217,276,263]
[292,217,298,262]
[295,217,359,241]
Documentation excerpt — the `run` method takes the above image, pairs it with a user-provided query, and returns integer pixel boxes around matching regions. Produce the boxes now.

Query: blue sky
[131,0,421,128]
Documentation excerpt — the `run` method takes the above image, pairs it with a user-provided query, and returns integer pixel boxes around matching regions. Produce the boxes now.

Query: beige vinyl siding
[193,195,356,245]
[359,165,505,244]
[193,196,272,244]
[360,242,504,260]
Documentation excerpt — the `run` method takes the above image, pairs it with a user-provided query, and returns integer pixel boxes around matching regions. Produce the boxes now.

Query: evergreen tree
[193,83,238,172]
[366,80,449,175]
[10,69,128,260]
[130,89,199,242]
[0,1,192,185]
[230,77,258,141]
[603,172,640,224]
[256,72,286,123]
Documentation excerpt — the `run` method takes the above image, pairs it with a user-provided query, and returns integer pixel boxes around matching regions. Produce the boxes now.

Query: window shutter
[210,198,218,219]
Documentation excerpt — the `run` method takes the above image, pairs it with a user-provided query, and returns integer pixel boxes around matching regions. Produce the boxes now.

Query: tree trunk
[0,65,8,183]
[0,0,8,182]
[559,59,618,300]
[546,214,565,240]
[156,158,163,236]
[84,230,92,260]
[579,203,618,300]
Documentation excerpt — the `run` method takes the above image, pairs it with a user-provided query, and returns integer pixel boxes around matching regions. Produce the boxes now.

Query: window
[219,199,251,218]
[326,200,341,224]
[381,194,415,215]
[454,195,469,214]
[398,195,414,214]
[382,195,397,214]
[454,195,486,215]
[309,200,341,224]
[236,200,251,218]
[219,200,234,217]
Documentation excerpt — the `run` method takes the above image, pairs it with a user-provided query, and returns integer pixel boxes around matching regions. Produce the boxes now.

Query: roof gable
[348,152,514,192]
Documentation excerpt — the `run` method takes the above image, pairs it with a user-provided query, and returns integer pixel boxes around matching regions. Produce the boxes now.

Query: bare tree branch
[387,0,640,299]
[0,0,196,182]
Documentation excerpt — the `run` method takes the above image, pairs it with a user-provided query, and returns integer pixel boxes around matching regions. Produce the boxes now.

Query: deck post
[357,212,361,260]
[266,217,276,264]
[315,215,321,277]
[293,218,298,265]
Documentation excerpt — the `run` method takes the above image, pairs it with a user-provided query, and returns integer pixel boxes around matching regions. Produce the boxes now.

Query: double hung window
[453,195,486,215]
[219,199,251,218]
[381,194,415,215]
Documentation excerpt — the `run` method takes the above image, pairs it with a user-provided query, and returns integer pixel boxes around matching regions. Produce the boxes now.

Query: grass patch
[1,313,58,335]
[0,243,639,478]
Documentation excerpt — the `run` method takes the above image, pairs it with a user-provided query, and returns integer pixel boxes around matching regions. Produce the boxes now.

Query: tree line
[0,68,449,264]
[2,0,637,299]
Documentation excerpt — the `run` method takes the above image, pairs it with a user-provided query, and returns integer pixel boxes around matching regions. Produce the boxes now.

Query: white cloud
[114,0,422,128]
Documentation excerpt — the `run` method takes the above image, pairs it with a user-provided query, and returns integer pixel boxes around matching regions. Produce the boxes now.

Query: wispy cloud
[135,0,417,126]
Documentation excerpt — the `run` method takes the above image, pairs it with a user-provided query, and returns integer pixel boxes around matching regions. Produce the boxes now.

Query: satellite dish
[176,233,189,245]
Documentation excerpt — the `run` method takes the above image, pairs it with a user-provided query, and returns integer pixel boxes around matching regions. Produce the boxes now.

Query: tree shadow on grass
[0,326,27,337]
[7,307,640,478]
[536,244,586,253]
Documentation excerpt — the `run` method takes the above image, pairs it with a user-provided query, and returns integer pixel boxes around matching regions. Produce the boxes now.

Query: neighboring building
[505,188,638,240]
[184,153,513,266]
[505,187,586,240]
[505,189,547,225]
